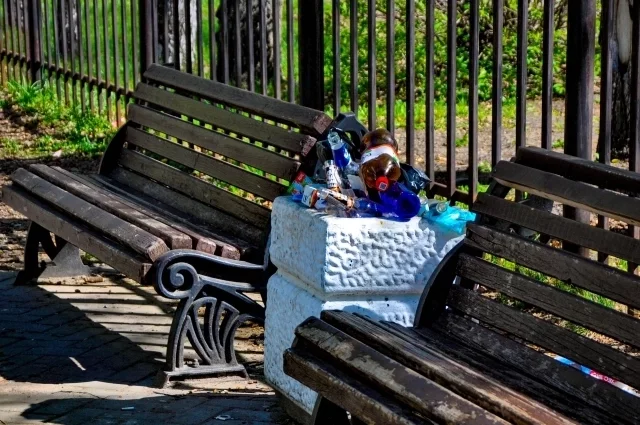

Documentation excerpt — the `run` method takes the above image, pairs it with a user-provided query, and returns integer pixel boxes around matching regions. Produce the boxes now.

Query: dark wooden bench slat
[294,317,511,425]
[28,164,192,250]
[51,167,226,256]
[128,104,299,180]
[133,83,316,155]
[126,127,284,201]
[143,64,333,137]
[432,313,640,423]
[117,149,271,228]
[466,223,640,310]
[101,169,261,252]
[457,252,640,348]
[2,185,151,281]
[473,193,640,266]
[11,168,169,261]
[516,146,640,195]
[447,285,640,389]
[375,321,618,425]
[493,161,640,226]
[321,310,576,425]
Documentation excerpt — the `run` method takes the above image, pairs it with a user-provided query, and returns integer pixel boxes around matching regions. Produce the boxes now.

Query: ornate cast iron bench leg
[150,250,269,387]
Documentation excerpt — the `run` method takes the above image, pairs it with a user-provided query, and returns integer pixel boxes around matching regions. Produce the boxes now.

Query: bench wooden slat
[283,349,430,425]
[118,149,271,228]
[516,146,640,195]
[321,310,576,425]
[128,104,299,179]
[143,64,333,136]
[447,285,640,388]
[126,127,284,201]
[133,83,316,155]
[294,317,511,425]
[11,168,169,261]
[432,313,640,423]
[28,164,192,250]
[465,223,640,310]
[493,161,640,226]
[457,252,640,348]
[2,185,151,281]
[375,321,618,425]
[473,193,640,266]
[102,168,261,251]
[51,167,225,255]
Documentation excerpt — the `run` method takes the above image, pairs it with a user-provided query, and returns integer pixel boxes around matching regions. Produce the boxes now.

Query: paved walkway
[0,271,293,425]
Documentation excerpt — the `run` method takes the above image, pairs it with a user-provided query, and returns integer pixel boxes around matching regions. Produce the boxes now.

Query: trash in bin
[423,201,476,234]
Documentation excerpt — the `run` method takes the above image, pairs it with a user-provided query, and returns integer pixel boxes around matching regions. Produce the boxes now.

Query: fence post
[564,0,595,254]
[140,0,155,74]
[298,0,324,109]
[26,0,42,83]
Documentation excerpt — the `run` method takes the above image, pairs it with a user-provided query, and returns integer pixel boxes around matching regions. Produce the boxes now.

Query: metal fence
[0,0,639,207]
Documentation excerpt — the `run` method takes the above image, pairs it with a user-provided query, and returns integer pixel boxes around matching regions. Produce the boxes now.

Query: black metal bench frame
[284,147,640,425]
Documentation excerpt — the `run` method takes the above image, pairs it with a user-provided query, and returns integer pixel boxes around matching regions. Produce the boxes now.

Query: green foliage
[1,80,115,158]
[324,0,573,112]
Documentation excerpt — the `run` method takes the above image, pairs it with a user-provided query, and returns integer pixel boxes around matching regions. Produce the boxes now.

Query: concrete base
[264,197,463,414]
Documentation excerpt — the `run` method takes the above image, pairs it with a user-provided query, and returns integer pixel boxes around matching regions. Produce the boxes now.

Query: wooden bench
[284,147,640,425]
[1,64,366,384]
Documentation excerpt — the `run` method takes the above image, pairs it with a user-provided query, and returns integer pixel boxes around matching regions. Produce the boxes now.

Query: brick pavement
[0,271,294,425]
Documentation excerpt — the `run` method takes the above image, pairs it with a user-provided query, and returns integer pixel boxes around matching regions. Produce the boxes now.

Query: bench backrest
[419,146,640,392]
[99,64,332,259]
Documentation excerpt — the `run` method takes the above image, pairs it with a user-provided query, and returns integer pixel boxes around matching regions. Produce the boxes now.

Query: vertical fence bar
[298,0,323,110]
[61,0,69,103]
[598,0,613,262]
[233,0,241,84]
[469,0,479,201]
[69,0,77,104]
[272,0,280,98]
[141,0,153,73]
[386,0,394,133]
[564,0,595,256]
[44,0,52,85]
[515,0,527,150]
[247,0,255,90]
[209,0,216,80]
[131,0,138,83]
[121,0,129,99]
[259,0,267,95]
[53,0,61,98]
[446,0,456,198]
[185,0,193,73]
[406,0,415,165]
[76,0,85,110]
[3,0,12,82]
[102,0,110,118]
[112,0,121,123]
[220,0,229,82]
[173,0,180,69]
[368,0,376,128]
[332,0,340,113]
[541,0,554,149]
[491,0,503,167]
[93,0,102,110]
[84,0,93,110]
[163,0,169,62]
[425,0,434,181]
[629,0,640,275]
[152,0,158,61]
[26,0,41,82]
[15,0,22,79]
[286,0,294,101]
[196,0,203,76]
[12,0,19,79]
[349,0,357,112]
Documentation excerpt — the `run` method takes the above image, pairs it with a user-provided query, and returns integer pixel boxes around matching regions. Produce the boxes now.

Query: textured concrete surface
[0,271,293,425]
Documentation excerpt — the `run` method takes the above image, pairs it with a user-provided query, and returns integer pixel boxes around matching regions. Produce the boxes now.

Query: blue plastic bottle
[354,183,421,221]
[326,129,357,173]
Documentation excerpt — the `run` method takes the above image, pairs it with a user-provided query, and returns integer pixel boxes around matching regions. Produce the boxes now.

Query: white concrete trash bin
[264,196,464,415]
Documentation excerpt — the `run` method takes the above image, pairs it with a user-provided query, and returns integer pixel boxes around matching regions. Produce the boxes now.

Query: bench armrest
[150,249,267,319]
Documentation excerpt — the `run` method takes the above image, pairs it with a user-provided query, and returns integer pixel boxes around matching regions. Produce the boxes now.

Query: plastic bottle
[359,129,402,192]
[326,129,352,170]
[354,183,421,221]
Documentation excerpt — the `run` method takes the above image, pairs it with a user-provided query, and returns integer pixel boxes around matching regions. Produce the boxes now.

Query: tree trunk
[157,0,197,70]
[215,0,278,88]
[608,0,634,158]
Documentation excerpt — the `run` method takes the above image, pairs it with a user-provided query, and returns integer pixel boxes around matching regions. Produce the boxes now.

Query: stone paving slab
[0,272,293,425]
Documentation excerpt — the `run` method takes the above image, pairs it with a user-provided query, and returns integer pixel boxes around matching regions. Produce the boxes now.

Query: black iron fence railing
[0,0,638,212]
